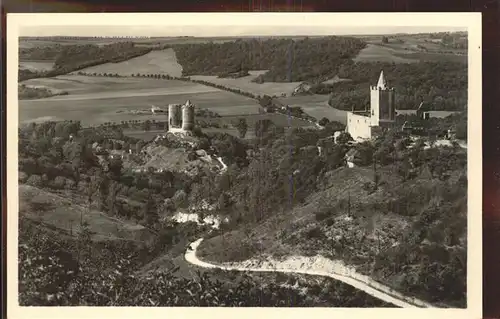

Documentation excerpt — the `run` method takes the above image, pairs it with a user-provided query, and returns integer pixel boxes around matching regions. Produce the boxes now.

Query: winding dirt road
[185,238,437,308]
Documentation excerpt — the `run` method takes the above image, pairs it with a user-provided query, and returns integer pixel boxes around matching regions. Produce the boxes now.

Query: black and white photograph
[7,12,482,319]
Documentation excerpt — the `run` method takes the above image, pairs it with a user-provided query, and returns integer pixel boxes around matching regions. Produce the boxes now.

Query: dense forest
[314,61,467,111]
[173,37,367,82]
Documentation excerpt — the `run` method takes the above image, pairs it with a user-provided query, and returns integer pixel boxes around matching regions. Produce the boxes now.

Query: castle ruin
[168,100,195,134]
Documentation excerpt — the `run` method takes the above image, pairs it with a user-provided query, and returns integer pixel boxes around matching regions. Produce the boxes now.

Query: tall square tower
[370,71,396,127]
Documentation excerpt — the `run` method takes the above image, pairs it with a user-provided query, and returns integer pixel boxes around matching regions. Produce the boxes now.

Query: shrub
[26,175,43,187]
[306,227,324,240]
[315,210,330,221]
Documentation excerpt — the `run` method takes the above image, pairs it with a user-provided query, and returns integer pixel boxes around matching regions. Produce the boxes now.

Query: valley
[17,31,468,308]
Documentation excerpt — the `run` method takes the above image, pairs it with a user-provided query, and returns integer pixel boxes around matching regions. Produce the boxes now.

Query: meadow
[278,95,349,124]
[190,71,302,97]
[77,48,184,78]
[18,184,155,243]
[353,35,467,64]
[19,61,55,72]
[353,44,419,64]
[19,75,262,126]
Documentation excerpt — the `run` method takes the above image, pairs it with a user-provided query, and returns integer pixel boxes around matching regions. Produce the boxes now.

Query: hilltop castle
[346,71,396,140]
[168,100,195,134]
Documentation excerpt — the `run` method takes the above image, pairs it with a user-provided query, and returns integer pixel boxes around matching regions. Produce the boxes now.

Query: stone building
[346,71,396,140]
[168,100,195,134]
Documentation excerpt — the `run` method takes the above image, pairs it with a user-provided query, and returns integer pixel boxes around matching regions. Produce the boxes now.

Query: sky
[20,25,467,37]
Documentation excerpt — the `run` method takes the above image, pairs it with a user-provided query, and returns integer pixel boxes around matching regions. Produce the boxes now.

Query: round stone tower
[181,100,195,131]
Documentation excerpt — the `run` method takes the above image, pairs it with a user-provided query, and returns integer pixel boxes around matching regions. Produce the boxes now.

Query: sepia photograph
[6,12,481,319]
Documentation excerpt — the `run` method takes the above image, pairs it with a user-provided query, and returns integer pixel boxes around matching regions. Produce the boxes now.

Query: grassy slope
[189,71,302,97]
[19,184,157,243]
[197,163,467,307]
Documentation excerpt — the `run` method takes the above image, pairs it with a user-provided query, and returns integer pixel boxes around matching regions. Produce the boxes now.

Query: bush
[315,210,330,221]
[306,227,324,240]
[26,175,43,187]
[172,190,187,208]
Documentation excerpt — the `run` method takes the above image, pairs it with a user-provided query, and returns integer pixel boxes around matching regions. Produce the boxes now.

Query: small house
[416,102,431,120]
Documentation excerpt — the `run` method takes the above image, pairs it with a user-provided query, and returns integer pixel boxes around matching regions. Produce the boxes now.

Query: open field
[77,48,184,77]
[19,60,55,72]
[19,38,123,49]
[21,75,190,93]
[19,75,262,126]
[190,71,302,97]
[278,95,349,124]
[353,43,467,64]
[18,36,239,50]
[353,44,419,63]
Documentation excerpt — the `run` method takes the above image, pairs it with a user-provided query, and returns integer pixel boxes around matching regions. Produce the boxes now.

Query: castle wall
[347,112,372,140]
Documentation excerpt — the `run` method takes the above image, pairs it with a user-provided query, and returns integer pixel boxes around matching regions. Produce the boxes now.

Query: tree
[218,192,230,214]
[142,196,159,227]
[235,118,248,139]
[77,220,93,265]
[381,36,389,44]
[255,119,275,139]
[455,122,467,140]
[142,120,151,132]
[107,157,123,181]
[319,117,330,127]
[26,175,43,187]
[336,132,352,145]
[135,141,145,153]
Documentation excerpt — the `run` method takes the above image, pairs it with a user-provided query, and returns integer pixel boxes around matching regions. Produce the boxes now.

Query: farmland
[19,61,55,72]
[77,48,184,78]
[278,95,349,124]
[190,71,302,97]
[18,75,263,126]
[353,44,467,64]
[353,44,419,63]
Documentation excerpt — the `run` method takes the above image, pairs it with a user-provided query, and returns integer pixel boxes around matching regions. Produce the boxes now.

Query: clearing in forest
[190,71,302,97]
